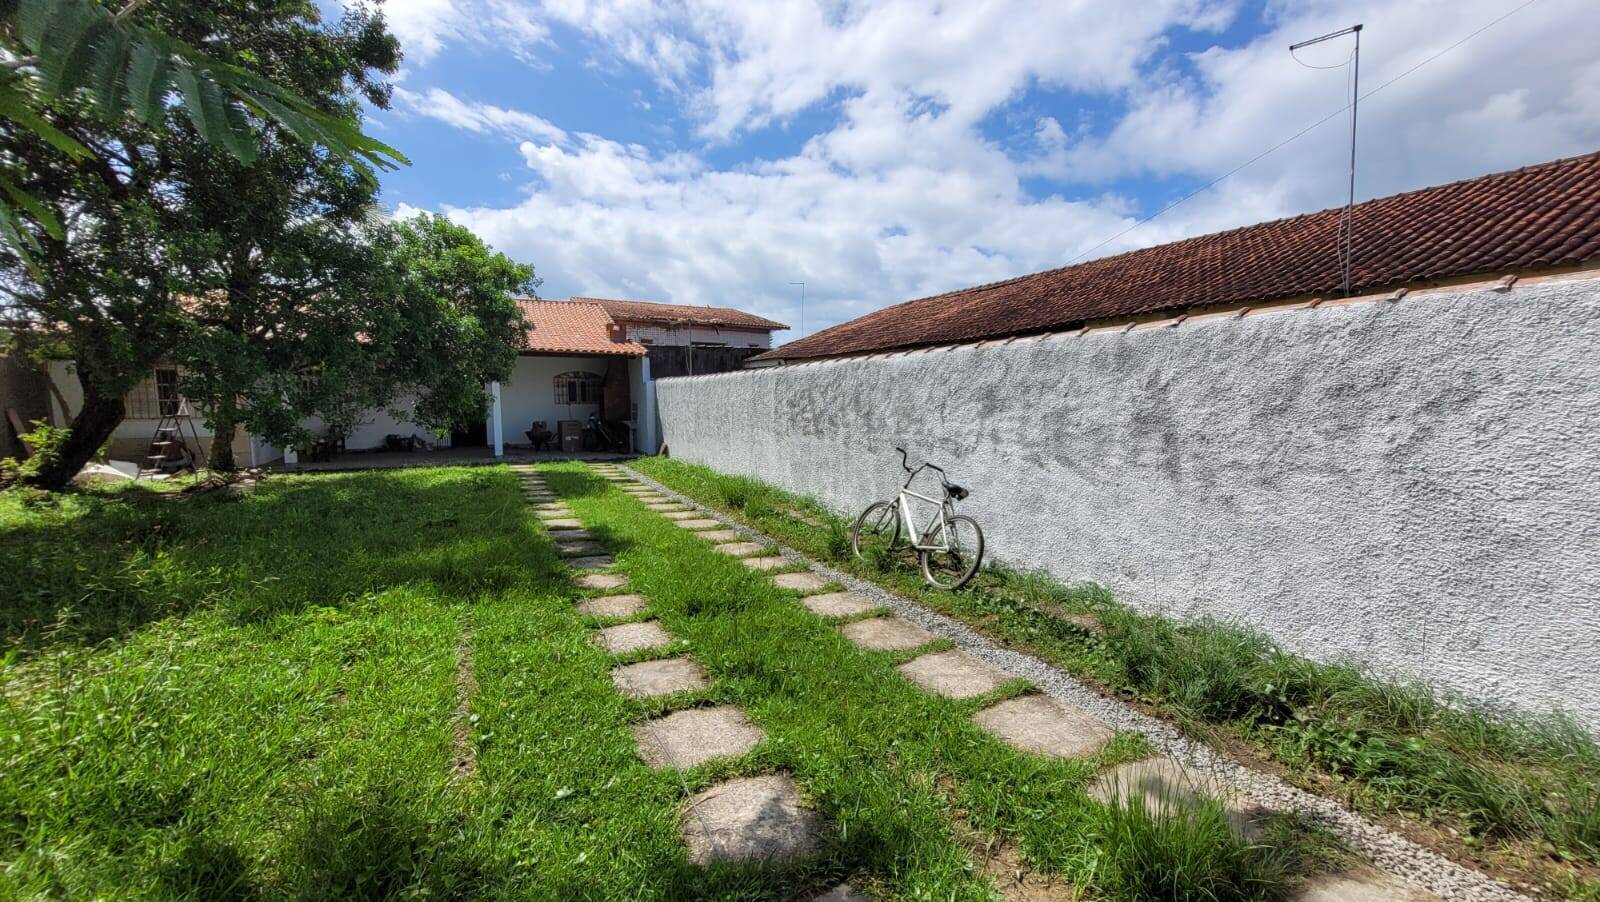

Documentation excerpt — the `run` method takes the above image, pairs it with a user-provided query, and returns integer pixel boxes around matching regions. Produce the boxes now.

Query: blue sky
[364,0,1599,343]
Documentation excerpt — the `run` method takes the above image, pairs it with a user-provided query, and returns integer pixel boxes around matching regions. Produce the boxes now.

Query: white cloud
[378,0,550,64]
[383,0,1600,340]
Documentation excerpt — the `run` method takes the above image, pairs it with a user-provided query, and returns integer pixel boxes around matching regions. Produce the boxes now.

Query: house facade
[38,296,785,466]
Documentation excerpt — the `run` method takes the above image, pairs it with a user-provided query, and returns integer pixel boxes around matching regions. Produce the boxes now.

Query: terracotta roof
[516,299,646,356]
[576,297,789,331]
[754,152,1600,362]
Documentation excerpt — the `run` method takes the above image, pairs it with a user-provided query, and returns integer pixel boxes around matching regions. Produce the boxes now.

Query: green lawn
[0,464,1329,899]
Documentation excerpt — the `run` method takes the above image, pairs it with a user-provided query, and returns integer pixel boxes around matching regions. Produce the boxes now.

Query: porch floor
[273,446,634,473]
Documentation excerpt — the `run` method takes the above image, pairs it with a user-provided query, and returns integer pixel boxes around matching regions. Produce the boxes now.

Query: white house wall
[656,273,1600,728]
[625,325,773,348]
[499,354,611,442]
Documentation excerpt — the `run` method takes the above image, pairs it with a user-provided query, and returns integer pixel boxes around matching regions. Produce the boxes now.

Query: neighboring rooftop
[516,299,646,356]
[575,297,789,332]
[754,151,1600,362]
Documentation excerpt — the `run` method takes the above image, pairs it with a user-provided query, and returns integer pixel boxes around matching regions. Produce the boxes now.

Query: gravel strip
[620,464,1527,902]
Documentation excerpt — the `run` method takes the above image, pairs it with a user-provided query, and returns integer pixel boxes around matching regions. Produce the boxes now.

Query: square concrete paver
[715,542,765,557]
[576,593,647,617]
[677,519,722,529]
[577,573,629,590]
[1292,867,1444,901]
[651,504,692,513]
[611,657,709,698]
[898,650,1011,698]
[543,519,584,529]
[773,572,828,593]
[813,885,868,902]
[681,774,819,866]
[551,529,593,541]
[1088,757,1268,838]
[663,510,700,520]
[594,620,670,654]
[801,592,877,618]
[557,540,609,557]
[841,616,934,651]
[695,529,741,542]
[741,556,790,571]
[633,705,764,769]
[568,555,615,570]
[973,695,1113,758]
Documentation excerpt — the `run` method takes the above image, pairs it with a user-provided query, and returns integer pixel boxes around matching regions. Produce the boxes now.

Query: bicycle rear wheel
[851,501,901,560]
[920,514,983,589]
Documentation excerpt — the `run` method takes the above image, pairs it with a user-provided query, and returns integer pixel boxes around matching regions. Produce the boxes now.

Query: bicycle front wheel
[851,501,901,560]
[920,514,984,589]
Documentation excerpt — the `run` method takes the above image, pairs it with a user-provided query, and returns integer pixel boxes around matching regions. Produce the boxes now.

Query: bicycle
[851,447,985,589]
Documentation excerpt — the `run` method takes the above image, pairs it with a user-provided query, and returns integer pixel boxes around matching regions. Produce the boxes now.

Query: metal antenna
[1291,23,1362,296]
[789,281,806,339]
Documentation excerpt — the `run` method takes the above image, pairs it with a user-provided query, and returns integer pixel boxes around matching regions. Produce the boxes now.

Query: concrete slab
[972,695,1113,759]
[633,705,764,769]
[897,650,1011,698]
[568,555,615,569]
[557,540,609,557]
[813,885,868,902]
[578,573,629,590]
[741,556,789,571]
[681,774,819,866]
[594,620,669,654]
[841,617,935,651]
[611,657,709,699]
[715,542,765,557]
[649,504,692,512]
[551,529,593,541]
[1291,867,1443,901]
[677,519,722,529]
[696,529,742,542]
[773,572,829,593]
[576,593,648,617]
[543,518,584,529]
[1087,758,1269,838]
[663,511,700,520]
[801,592,878,618]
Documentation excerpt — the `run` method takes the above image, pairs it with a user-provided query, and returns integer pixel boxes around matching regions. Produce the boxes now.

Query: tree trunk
[210,421,237,472]
[24,389,125,490]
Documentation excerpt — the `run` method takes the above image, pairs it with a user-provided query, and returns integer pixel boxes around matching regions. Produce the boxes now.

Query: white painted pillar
[639,355,657,455]
[490,380,504,457]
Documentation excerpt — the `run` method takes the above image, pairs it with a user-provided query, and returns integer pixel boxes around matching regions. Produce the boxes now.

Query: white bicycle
[851,447,985,590]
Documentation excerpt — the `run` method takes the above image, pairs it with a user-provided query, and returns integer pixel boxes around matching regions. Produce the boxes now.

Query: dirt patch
[451,620,478,784]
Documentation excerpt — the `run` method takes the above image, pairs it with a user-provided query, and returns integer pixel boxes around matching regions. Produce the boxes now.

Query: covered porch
[277,445,634,472]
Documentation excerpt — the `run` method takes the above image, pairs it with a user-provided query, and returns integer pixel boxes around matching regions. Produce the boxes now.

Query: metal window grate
[553,371,601,405]
[124,367,183,419]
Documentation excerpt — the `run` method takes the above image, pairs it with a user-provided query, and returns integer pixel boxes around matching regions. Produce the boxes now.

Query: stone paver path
[973,695,1112,759]
[1293,868,1445,901]
[1088,757,1267,838]
[841,616,934,651]
[714,542,765,557]
[612,657,709,699]
[663,511,700,521]
[543,518,584,529]
[801,592,877,618]
[741,556,789,571]
[577,594,648,617]
[695,529,741,542]
[898,650,1011,699]
[681,774,819,866]
[594,620,670,654]
[813,884,868,902]
[773,572,828,593]
[568,555,615,570]
[633,705,764,769]
[676,518,721,529]
[557,540,609,557]
[578,573,629,590]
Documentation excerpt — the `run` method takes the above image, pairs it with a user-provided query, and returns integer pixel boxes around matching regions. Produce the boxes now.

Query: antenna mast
[1290,23,1362,296]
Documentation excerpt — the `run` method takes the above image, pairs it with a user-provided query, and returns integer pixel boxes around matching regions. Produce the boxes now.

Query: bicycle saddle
[945,483,969,500]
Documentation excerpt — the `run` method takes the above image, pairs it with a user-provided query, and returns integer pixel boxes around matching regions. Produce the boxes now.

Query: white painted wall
[499,354,611,444]
[45,361,252,460]
[624,324,773,348]
[657,273,1600,727]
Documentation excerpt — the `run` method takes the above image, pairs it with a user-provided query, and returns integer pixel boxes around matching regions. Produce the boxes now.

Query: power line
[1060,0,1543,269]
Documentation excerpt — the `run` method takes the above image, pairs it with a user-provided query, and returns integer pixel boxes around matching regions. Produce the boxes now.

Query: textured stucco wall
[657,274,1600,726]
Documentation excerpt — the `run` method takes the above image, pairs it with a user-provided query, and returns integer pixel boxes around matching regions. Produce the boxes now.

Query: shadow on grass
[0,467,555,657]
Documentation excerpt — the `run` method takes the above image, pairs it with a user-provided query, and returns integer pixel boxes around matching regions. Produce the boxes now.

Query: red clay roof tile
[576,297,788,331]
[754,152,1600,362]
[517,299,646,356]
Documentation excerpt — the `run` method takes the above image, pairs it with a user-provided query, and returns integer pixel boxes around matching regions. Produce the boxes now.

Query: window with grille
[124,367,183,419]
[553,371,602,405]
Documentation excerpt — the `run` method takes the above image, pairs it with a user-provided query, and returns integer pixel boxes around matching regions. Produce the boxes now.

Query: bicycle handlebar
[894,447,949,484]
